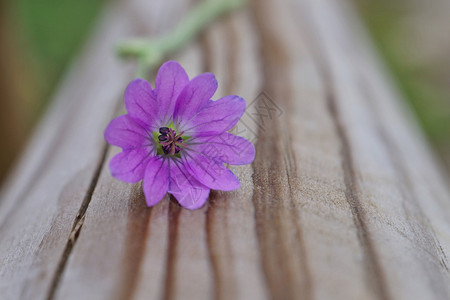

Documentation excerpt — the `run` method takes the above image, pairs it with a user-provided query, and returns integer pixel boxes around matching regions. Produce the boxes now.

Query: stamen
[158,127,186,155]
[159,127,170,135]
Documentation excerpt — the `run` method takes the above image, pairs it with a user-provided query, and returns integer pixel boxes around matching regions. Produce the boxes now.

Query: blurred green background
[0,0,449,184]
[0,0,103,183]
[355,0,450,173]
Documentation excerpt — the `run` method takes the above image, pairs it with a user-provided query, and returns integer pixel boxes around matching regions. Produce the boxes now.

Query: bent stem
[117,0,247,78]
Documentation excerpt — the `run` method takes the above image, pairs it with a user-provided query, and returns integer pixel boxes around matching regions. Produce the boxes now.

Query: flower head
[104,61,255,209]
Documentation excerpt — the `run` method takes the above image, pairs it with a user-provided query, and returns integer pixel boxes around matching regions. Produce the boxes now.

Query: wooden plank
[0,0,449,299]
[292,0,450,299]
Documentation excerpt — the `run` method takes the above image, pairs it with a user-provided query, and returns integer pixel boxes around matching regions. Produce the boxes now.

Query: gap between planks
[46,92,127,299]
[46,143,109,300]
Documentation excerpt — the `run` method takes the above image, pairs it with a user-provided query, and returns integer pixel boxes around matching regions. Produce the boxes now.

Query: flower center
[158,127,185,155]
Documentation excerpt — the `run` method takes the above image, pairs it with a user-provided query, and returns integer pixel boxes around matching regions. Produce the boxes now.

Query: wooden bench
[1,0,449,299]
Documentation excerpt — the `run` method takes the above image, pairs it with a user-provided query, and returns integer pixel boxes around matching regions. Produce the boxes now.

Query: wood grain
[0,0,449,299]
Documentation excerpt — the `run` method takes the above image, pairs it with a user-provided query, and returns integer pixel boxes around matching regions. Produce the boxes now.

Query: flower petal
[182,152,240,191]
[155,61,189,124]
[181,95,246,137]
[143,157,169,206]
[124,79,158,129]
[173,73,217,125]
[169,160,210,210]
[190,132,255,165]
[104,115,149,149]
[109,148,152,183]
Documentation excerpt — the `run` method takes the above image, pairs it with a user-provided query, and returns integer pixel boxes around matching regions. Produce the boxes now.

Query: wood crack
[291,2,391,298]
[162,199,182,300]
[118,185,153,300]
[357,76,450,297]
[250,0,313,298]
[322,73,391,300]
[45,142,109,300]
[205,191,235,300]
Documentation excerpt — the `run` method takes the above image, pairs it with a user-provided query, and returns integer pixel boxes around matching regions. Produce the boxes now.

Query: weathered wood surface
[1,0,450,299]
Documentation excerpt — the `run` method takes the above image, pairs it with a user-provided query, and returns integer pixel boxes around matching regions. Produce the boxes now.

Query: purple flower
[104,61,255,209]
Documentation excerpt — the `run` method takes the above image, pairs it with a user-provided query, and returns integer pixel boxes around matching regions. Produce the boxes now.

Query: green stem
[117,0,247,78]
